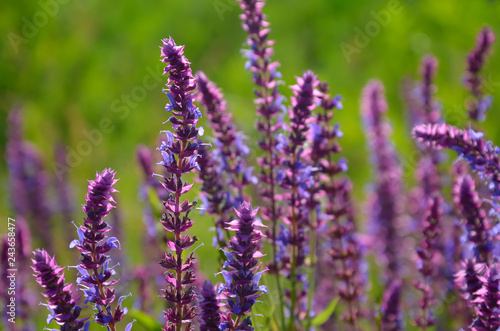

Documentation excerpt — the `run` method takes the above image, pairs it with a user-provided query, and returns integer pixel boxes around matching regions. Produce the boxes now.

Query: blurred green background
[1,0,500,329]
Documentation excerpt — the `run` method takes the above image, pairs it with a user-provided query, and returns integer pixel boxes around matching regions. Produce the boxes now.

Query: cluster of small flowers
[2,1,499,330]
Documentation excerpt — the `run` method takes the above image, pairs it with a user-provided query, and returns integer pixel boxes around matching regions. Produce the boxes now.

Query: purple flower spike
[361,80,404,283]
[196,72,253,199]
[455,258,485,303]
[471,264,500,330]
[465,26,496,122]
[280,70,320,320]
[420,55,441,125]
[381,280,403,331]
[238,0,284,267]
[413,196,443,328]
[453,175,493,264]
[198,280,222,331]
[412,123,500,208]
[196,71,254,249]
[309,82,366,328]
[219,202,267,330]
[31,249,88,330]
[158,37,201,331]
[71,169,128,331]
[6,108,53,252]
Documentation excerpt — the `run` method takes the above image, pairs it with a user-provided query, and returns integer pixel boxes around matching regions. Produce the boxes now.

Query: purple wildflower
[413,196,443,328]
[6,108,53,252]
[237,0,285,267]
[218,202,267,330]
[198,280,222,331]
[279,71,320,322]
[471,264,500,330]
[309,82,366,328]
[70,169,128,330]
[133,266,153,314]
[452,175,493,264]
[420,55,440,125]
[197,140,231,250]
[31,249,88,330]
[412,123,500,210]
[361,80,404,283]
[196,71,254,250]
[381,280,403,331]
[196,71,254,199]
[455,258,485,303]
[157,37,201,331]
[465,26,496,122]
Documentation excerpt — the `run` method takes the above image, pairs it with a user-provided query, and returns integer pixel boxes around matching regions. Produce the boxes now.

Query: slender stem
[305,209,317,331]
[174,141,187,331]
[289,151,298,331]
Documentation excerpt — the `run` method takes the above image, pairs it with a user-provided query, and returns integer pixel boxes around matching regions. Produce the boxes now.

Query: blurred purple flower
[198,280,221,331]
[238,0,285,267]
[465,26,496,122]
[361,80,404,283]
[453,175,493,264]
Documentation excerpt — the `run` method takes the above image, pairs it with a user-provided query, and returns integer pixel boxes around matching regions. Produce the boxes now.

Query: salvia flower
[381,280,403,331]
[198,280,222,331]
[196,72,255,250]
[6,108,53,252]
[218,202,267,330]
[197,140,231,251]
[452,174,493,264]
[70,169,129,330]
[158,36,201,331]
[196,71,255,198]
[420,55,441,125]
[471,264,500,330]
[361,80,404,283]
[279,70,320,321]
[310,82,366,328]
[455,258,485,303]
[238,0,285,266]
[413,196,443,328]
[412,123,500,209]
[31,249,88,330]
[465,26,496,122]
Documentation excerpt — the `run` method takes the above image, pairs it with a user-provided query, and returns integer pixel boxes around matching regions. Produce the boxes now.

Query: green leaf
[128,309,162,330]
[311,297,339,327]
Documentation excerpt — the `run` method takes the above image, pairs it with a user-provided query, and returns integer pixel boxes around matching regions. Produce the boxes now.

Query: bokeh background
[2,0,500,329]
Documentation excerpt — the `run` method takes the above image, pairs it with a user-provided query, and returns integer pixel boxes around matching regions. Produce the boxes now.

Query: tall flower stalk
[361,80,404,283]
[309,82,365,329]
[279,71,319,329]
[413,196,443,329]
[196,72,255,250]
[70,169,129,331]
[237,0,286,326]
[157,37,202,331]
